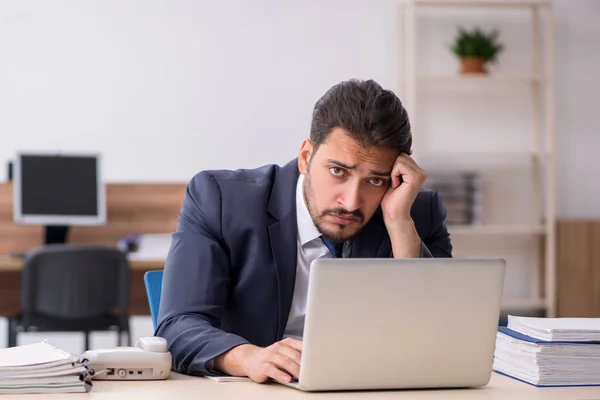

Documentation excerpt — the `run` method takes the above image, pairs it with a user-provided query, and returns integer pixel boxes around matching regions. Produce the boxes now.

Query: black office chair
[7,244,131,351]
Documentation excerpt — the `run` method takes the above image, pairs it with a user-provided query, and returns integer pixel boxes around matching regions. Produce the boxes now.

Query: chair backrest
[21,244,130,321]
[143,270,163,330]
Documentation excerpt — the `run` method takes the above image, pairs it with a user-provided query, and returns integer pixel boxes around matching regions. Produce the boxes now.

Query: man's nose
[338,182,363,212]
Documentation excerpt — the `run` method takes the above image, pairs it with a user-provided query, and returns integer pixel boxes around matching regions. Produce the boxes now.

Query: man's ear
[297,139,314,175]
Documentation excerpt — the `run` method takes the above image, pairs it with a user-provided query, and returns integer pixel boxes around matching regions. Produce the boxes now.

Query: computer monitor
[13,152,106,245]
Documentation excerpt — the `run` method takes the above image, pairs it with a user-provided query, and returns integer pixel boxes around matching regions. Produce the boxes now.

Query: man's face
[298,128,398,243]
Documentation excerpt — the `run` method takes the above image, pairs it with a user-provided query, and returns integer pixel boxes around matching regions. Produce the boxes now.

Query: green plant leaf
[450,25,504,63]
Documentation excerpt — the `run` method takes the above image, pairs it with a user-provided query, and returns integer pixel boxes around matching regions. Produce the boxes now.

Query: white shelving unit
[417,75,543,84]
[399,0,556,316]
[448,224,546,236]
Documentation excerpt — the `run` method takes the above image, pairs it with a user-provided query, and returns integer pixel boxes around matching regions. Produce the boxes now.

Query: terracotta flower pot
[460,57,487,74]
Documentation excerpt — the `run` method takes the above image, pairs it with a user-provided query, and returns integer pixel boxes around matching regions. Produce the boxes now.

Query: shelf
[415,75,544,85]
[415,151,549,170]
[448,224,546,235]
[402,0,556,316]
[413,0,550,9]
[502,298,546,310]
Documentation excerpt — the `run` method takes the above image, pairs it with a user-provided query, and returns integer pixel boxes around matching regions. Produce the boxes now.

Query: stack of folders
[422,171,482,225]
[0,341,94,394]
[493,315,600,387]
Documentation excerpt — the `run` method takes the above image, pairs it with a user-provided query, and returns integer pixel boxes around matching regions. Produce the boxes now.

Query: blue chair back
[143,270,164,330]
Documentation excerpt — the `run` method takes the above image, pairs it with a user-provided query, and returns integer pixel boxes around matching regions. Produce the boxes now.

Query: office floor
[0,317,155,355]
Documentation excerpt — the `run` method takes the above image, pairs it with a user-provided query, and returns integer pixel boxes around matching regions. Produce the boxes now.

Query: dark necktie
[321,237,344,258]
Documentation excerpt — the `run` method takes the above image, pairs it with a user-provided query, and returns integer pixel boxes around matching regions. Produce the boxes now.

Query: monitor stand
[44,225,70,245]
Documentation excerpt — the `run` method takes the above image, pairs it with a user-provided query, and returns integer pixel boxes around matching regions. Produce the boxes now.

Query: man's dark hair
[309,79,412,155]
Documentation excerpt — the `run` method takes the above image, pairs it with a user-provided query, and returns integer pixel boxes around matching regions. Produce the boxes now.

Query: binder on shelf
[493,316,600,387]
[0,341,94,394]
[425,171,482,225]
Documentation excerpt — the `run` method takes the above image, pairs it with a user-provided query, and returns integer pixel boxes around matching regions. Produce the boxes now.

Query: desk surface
[3,372,600,400]
[0,256,165,271]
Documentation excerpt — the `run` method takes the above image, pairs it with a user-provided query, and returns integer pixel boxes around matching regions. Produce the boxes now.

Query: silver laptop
[283,258,506,391]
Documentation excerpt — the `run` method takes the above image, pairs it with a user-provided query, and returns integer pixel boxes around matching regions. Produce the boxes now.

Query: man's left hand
[380,154,427,223]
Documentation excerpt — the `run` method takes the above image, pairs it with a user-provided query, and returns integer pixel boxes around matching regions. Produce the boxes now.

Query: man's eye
[370,178,385,187]
[330,167,345,177]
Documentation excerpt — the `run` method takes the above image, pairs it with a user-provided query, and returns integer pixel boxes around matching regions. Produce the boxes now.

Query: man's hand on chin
[214,338,303,384]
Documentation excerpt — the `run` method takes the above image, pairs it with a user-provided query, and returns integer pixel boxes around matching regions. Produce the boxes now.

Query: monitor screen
[13,153,106,225]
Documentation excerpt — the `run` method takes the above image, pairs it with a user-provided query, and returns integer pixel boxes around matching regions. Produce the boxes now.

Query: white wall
[0,1,597,213]
[554,1,600,219]
[0,0,598,349]
[0,0,400,350]
[0,0,398,182]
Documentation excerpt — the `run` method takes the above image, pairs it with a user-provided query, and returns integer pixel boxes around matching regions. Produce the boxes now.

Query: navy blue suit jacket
[156,158,452,376]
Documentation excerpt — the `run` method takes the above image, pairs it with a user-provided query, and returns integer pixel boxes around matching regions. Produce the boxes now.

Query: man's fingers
[391,161,417,188]
[391,174,401,189]
[392,156,426,188]
[253,338,302,385]
[263,363,292,384]
[397,153,423,170]
[277,344,302,365]
[394,156,420,174]
[281,338,303,352]
[270,353,301,378]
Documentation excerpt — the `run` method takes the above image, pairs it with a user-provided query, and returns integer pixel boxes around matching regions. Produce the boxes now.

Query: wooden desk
[3,372,600,400]
[0,181,186,317]
[0,257,165,317]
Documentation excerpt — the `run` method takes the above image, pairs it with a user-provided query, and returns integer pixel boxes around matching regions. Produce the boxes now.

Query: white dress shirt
[283,174,350,340]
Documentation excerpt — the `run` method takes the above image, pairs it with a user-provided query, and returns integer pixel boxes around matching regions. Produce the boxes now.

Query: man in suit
[156,79,452,384]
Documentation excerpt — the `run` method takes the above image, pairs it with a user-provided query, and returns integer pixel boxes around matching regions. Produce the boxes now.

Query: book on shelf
[493,315,600,387]
[0,341,94,394]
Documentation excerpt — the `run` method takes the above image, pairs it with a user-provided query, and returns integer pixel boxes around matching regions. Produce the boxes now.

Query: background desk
[0,257,165,317]
[1,183,600,319]
[0,182,186,317]
[3,372,600,400]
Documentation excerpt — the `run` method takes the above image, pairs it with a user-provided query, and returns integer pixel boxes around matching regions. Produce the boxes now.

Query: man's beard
[303,175,364,243]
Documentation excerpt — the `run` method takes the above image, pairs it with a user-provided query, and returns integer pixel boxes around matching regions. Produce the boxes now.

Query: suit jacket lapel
[267,159,299,340]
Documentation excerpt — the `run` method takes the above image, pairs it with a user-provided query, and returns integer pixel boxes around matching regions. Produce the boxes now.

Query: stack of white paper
[493,315,600,386]
[508,315,600,342]
[0,341,93,394]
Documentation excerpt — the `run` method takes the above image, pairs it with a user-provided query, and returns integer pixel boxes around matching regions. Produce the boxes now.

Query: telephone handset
[81,337,172,380]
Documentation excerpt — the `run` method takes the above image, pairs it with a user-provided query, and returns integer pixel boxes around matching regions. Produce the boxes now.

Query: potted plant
[450,26,504,74]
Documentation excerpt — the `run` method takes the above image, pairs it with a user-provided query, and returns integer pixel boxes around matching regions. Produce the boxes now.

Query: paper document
[508,315,600,342]
[493,327,600,386]
[206,376,252,382]
[0,341,77,369]
[0,341,93,394]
